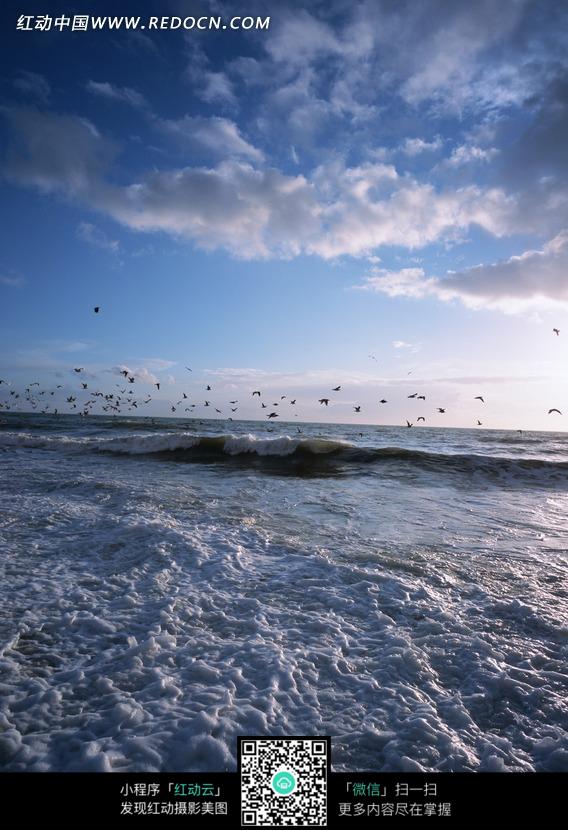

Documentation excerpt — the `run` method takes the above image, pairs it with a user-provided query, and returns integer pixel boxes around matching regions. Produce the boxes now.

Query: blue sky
[2,0,568,429]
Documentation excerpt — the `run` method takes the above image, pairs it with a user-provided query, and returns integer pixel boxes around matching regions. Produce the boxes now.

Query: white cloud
[86,81,148,110]
[112,365,159,385]
[77,221,120,252]
[13,71,51,103]
[3,109,524,261]
[401,137,443,155]
[0,274,26,288]
[359,230,568,312]
[197,71,236,105]
[159,116,263,161]
[446,144,499,166]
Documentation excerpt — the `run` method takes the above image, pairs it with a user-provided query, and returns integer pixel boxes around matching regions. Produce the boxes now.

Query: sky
[1,0,568,430]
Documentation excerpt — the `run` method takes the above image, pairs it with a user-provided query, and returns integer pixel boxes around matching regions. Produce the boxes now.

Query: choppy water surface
[0,413,567,772]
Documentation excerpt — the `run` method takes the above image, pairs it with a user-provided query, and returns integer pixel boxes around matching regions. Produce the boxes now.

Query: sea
[0,412,567,772]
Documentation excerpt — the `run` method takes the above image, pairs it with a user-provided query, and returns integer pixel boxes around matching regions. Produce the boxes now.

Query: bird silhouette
[319,398,329,406]
[548,408,562,415]
[474,396,485,403]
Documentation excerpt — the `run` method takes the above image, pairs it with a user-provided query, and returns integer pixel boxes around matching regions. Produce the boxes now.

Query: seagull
[553,328,560,336]
[417,395,426,400]
[155,383,160,390]
[417,416,425,422]
[252,391,261,396]
[94,307,100,314]
[121,370,129,377]
[437,408,446,413]
[332,386,341,391]
[474,396,485,403]
[290,399,296,405]
[267,412,279,418]
[185,367,193,372]
[408,393,417,399]
[74,368,84,373]
[379,399,387,404]
[319,398,330,406]
[477,420,482,426]
[406,420,413,427]
[229,400,238,404]
[206,385,211,391]
[548,408,562,414]
[354,406,361,412]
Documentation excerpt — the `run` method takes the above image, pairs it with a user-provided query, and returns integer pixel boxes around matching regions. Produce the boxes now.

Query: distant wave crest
[2,430,568,484]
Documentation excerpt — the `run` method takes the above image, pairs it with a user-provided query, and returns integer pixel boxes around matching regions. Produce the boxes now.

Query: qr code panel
[240,738,328,826]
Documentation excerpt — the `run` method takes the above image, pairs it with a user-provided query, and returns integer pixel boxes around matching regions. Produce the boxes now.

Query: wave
[2,430,568,484]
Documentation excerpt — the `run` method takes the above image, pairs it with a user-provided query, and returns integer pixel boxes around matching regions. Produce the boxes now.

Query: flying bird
[74,368,84,373]
[474,396,485,403]
[417,417,425,422]
[548,408,562,414]
[252,391,261,396]
[267,412,279,418]
[437,408,446,413]
[319,398,330,405]
[553,328,560,336]
[155,383,160,390]
[477,420,482,426]
[185,367,192,372]
[379,399,387,404]
[406,420,413,428]
[354,406,361,412]
[332,386,341,391]
[94,307,100,314]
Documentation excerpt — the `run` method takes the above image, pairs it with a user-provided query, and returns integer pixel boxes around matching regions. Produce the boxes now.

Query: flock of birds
[0,307,564,429]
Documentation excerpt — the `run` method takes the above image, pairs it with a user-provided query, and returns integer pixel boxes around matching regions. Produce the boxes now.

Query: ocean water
[0,412,567,772]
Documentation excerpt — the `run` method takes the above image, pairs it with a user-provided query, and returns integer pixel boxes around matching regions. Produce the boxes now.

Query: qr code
[240,737,328,826]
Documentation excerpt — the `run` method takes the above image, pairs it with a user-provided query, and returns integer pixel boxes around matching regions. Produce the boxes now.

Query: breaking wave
[2,430,568,483]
